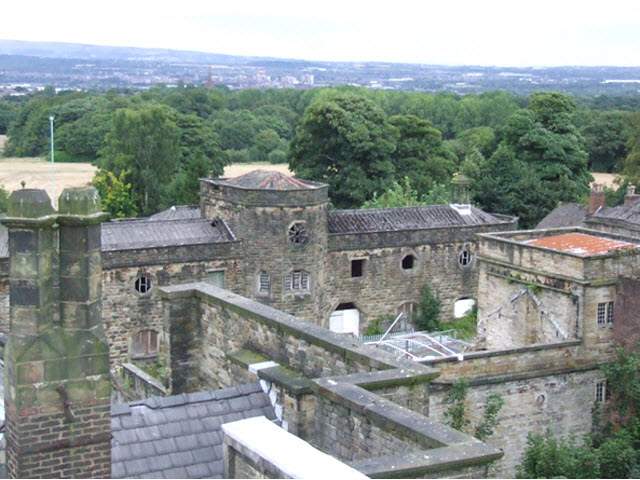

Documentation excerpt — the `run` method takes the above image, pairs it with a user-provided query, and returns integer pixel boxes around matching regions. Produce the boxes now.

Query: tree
[92,169,137,218]
[474,92,591,227]
[389,114,456,195]
[361,177,449,209]
[414,283,442,332]
[620,112,640,187]
[577,110,630,172]
[97,105,181,215]
[288,91,395,208]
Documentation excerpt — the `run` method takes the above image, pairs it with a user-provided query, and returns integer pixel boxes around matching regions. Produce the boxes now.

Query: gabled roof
[149,205,202,222]
[589,200,640,226]
[215,170,324,190]
[111,382,276,479]
[328,205,510,234]
[101,217,234,251]
[536,203,588,230]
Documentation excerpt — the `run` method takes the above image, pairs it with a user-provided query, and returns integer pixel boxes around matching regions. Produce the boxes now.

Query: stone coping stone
[314,379,473,449]
[325,367,440,391]
[222,415,368,479]
[422,339,582,366]
[430,363,602,388]
[122,362,167,395]
[349,442,503,478]
[258,365,314,395]
[158,283,425,373]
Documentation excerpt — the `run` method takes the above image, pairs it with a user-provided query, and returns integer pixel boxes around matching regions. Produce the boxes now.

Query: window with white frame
[284,270,310,292]
[597,301,614,325]
[595,380,611,403]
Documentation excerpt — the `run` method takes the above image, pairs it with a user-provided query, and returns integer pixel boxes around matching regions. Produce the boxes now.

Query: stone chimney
[625,185,640,205]
[1,187,111,479]
[589,183,606,214]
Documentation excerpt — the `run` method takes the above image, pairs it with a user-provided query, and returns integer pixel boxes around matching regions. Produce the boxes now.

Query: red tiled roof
[223,170,320,190]
[526,232,638,256]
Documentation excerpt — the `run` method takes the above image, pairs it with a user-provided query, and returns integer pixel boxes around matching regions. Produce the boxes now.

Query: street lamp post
[49,115,55,207]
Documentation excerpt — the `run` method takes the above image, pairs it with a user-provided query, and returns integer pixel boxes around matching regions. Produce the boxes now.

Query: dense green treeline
[1,85,639,223]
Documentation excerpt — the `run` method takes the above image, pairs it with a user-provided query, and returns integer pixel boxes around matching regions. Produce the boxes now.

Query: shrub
[414,283,441,331]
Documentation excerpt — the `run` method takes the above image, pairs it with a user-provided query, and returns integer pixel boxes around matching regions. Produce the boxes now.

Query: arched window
[402,254,415,270]
[132,329,158,358]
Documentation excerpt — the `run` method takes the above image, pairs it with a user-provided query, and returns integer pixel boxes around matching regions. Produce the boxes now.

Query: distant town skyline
[4,0,640,67]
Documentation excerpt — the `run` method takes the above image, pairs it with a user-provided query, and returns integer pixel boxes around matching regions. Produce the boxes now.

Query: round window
[134,274,153,294]
[459,250,472,267]
[288,222,309,245]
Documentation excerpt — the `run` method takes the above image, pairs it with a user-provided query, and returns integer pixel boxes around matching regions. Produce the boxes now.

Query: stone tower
[1,187,111,478]
[200,170,329,320]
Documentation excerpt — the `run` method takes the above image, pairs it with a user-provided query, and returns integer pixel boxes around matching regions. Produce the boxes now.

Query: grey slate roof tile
[101,218,233,251]
[112,382,275,479]
[169,450,195,467]
[590,199,640,226]
[536,203,588,229]
[186,463,211,478]
[112,462,126,478]
[164,466,188,478]
[328,204,509,234]
[149,205,202,221]
[210,170,324,191]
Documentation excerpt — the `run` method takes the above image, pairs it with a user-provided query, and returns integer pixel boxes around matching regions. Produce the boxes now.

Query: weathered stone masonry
[1,187,111,479]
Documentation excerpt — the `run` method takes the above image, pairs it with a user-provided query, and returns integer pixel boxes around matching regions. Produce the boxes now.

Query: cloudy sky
[3,0,639,67]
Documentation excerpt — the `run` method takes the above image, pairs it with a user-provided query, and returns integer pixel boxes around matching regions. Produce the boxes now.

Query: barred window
[459,250,472,267]
[597,301,614,325]
[595,380,611,403]
[134,274,152,294]
[284,271,310,292]
[288,223,309,245]
[258,272,270,294]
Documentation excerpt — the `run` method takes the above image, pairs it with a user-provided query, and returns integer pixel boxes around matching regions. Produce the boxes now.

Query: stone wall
[102,255,242,366]
[159,282,502,479]
[613,277,640,349]
[0,273,8,334]
[326,221,517,328]
[428,368,604,477]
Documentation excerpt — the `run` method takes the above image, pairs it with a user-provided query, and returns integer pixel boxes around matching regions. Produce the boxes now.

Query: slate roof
[328,205,509,234]
[111,382,276,479]
[101,218,234,251]
[149,205,202,222]
[590,200,640,226]
[536,203,588,230]
[214,170,324,190]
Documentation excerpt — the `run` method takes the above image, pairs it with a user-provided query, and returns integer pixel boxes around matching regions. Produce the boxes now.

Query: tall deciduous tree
[475,92,591,228]
[389,114,456,195]
[288,91,395,208]
[98,105,181,215]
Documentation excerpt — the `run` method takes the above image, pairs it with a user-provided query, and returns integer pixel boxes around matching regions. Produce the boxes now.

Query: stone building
[0,169,517,367]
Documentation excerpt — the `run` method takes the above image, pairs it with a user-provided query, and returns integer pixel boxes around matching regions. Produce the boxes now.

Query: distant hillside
[0,39,277,65]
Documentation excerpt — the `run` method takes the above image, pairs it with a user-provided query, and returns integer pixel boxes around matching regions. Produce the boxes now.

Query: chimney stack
[1,187,111,479]
[625,185,640,205]
[589,183,606,214]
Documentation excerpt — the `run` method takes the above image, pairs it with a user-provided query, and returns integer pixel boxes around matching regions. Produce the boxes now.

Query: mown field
[0,135,291,196]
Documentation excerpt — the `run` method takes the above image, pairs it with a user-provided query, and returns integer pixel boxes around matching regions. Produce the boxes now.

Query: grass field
[0,134,617,196]
[0,134,292,198]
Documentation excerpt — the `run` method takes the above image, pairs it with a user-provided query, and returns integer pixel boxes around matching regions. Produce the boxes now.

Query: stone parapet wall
[159,282,502,479]
[428,368,604,477]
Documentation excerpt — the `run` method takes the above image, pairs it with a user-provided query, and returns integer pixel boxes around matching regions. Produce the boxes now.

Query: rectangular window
[351,259,364,278]
[285,271,309,292]
[259,272,270,293]
[597,301,614,325]
[207,270,225,288]
[595,380,610,403]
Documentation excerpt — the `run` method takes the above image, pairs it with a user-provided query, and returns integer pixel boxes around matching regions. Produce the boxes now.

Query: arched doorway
[329,302,360,335]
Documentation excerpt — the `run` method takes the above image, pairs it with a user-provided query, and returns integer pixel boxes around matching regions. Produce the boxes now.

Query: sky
[2,0,640,67]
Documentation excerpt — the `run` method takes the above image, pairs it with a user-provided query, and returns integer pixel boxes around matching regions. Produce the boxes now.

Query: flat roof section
[525,232,639,256]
